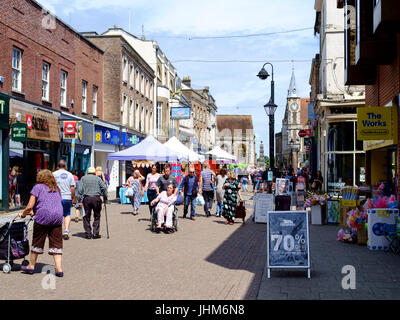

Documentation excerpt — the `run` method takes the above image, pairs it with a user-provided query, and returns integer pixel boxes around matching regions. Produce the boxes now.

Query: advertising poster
[275,178,290,195]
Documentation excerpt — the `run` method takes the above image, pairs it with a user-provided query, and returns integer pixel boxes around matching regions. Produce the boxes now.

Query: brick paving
[257,221,400,300]
[0,191,266,300]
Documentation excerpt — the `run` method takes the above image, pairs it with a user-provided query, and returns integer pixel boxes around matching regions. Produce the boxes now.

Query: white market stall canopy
[205,146,237,163]
[164,136,205,163]
[107,135,188,162]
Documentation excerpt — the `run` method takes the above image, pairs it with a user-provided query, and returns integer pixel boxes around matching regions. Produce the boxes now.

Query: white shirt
[53,169,76,200]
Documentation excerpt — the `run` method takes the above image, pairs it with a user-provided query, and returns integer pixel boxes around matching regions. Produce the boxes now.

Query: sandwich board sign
[267,210,310,278]
[253,193,274,223]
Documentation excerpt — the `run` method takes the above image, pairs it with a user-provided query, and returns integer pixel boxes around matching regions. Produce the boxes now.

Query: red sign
[26,115,32,130]
[64,121,77,135]
[305,129,312,136]
[298,130,306,138]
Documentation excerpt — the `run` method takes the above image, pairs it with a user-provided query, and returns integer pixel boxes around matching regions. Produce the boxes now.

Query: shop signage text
[95,125,120,145]
[63,121,77,139]
[0,94,10,129]
[11,122,28,142]
[170,107,191,120]
[357,107,392,140]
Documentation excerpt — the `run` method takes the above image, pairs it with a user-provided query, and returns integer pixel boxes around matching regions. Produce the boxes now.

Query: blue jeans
[242,183,248,192]
[184,195,196,218]
[216,202,223,216]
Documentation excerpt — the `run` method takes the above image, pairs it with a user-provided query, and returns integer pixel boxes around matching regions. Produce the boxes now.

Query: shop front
[9,98,60,208]
[94,120,120,192]
[359,103,399,197]
[321,116,365,195]
[60,113,93,178]
[0,93,10,211]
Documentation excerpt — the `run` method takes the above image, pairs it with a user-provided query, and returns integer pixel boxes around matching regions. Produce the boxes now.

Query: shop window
[355,153,366,186]
[327,153,354,193]
[327,122,354,152]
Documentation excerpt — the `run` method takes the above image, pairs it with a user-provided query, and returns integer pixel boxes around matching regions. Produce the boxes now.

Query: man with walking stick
[77,167,108,239]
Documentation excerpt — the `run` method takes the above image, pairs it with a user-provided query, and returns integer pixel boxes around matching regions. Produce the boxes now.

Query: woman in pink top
[144,164,160,217]
[150,184,176,233]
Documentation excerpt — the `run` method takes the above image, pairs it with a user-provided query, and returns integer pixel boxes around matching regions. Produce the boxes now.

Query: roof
[287,68,298,98]
[216,115,254,134]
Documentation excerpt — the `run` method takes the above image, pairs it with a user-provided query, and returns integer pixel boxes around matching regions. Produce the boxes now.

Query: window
[150,83,153,101]
[12,47,22,91]
[92,86,98,116]
[122,94,128,125]
[129,98,133,128]
[42,62,50,101]
[82,81,87,113]
[156,102,162,135]
[60,71,67,107]
[122,55,128,82]
[135,101,139,130]
[140,105,144,132]
[141,74,144,95]
[129,64,134,87]
[145,109,149,133]
[145,79,149,98]
[135,70,139,90]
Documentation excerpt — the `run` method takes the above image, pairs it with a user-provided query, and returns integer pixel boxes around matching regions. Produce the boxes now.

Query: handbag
[311,181,317,189]
[10,237,30,259]
[124,187,134,197]
[235,201,246,221]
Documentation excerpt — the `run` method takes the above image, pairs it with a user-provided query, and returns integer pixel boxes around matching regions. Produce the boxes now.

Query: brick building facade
[0,0,103,117]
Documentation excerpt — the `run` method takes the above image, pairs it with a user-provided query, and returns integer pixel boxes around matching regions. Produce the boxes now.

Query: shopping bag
[195,194,205,206]
[10,237,29,259]
[124,187,134,197]
[174,194,184,206]
[235,201,246,220]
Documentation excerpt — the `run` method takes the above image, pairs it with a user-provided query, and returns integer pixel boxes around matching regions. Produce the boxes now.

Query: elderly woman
[222,172,243,225]
[215,168,228,217]
[126,170,144,215]
[19,169,64,277]
[150,183,177,233]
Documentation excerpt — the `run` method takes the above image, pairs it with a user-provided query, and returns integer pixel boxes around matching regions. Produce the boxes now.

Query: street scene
[1,0,400,304]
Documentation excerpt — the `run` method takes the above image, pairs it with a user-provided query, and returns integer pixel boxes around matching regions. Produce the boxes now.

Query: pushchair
[0,216,32,273]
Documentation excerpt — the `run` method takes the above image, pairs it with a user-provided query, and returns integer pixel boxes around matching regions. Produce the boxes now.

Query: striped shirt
[77,174,108,198]
[201,169,214,191]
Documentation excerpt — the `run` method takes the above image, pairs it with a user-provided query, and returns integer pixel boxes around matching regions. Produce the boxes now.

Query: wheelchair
[150,205,179,233]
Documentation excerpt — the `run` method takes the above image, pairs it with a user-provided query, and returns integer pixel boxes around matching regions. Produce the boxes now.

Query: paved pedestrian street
[2,192,400,300]
[0,192,266,300]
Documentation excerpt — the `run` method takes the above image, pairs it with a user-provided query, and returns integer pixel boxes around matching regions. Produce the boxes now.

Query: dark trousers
[83,196,102,236]
[203,190,214,215]
[147,189,157,217]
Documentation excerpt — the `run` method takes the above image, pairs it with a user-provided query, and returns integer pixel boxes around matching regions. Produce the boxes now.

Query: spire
[287,65,298,98]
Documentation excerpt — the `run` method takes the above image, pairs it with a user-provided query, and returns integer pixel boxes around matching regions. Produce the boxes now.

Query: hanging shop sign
[122,132,143,147]
[0,93,10,129]
[298,130,307,138]
[95,125,120,145]
[11,122,27,142]
[63,121,77,139]
[267,211,311,278]
[26,115,32,129]
[170,107,191,120]
[357,107,393,140]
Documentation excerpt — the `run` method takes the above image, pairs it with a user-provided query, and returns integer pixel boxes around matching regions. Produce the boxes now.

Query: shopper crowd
[16,157,323,277]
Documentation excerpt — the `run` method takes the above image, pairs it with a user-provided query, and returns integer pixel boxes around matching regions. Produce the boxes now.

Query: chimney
[182,76,191,88]
[204,86,209,93]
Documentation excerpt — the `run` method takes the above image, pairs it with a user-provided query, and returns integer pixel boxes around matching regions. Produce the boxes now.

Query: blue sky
[39,0,319,157]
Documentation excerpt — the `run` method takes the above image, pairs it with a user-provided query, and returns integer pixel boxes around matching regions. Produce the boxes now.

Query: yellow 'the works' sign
[357,107,393,140]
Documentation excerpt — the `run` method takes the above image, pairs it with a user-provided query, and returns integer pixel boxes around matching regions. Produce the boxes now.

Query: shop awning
[164,136,205,162]
[205,146,237,163]
[107,135,188,162]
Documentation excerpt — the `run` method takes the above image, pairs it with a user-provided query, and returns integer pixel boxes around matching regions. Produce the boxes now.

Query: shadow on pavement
[205,214,267,299]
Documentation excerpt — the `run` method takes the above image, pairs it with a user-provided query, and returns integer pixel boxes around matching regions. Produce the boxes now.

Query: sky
[38,0,319,158]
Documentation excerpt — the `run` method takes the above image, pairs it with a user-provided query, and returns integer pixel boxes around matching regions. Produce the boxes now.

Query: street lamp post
[257,63,278,174]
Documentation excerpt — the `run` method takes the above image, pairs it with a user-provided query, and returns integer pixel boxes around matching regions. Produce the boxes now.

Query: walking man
[199,163,216,217]
[156,165,178,195]
[77,167,108,239]
[181,167,199,220]
[53,160,76,240]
